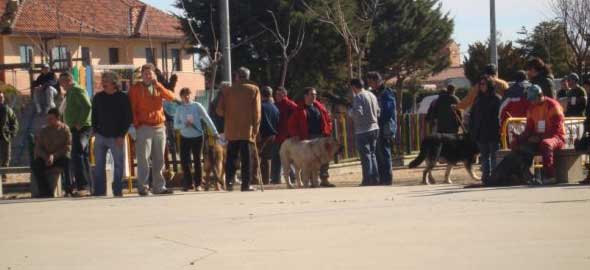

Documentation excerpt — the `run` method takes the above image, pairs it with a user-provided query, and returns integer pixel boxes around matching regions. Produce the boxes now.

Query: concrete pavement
[0,184,589,270]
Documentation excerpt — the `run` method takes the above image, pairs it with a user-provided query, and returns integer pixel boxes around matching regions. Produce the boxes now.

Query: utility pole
[489,0,498,68]
[220,0,232,84]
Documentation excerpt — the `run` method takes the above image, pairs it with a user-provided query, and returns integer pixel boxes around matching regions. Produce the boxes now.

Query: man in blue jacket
[367,72,397,185]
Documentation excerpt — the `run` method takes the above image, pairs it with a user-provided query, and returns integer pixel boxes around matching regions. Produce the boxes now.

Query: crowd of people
[3,56,590,198]
[427,57,590,185]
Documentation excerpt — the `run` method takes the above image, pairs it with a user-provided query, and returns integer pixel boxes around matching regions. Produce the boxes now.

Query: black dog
[409,133,480,184]
[483,142,536,186]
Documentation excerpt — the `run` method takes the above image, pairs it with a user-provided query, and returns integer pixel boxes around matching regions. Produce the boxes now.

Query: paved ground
[1,181,589,269]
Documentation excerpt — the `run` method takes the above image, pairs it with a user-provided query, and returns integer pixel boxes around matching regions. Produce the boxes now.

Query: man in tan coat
[217,67,261,191]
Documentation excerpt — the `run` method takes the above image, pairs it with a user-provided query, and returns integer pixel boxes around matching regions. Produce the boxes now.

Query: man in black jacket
[564,73,586,117]
[426,84,461,134]
[257,86,279,184]
[91,71,133,197]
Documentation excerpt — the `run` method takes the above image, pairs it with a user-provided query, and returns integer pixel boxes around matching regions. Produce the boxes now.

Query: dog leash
[452,108,467,133]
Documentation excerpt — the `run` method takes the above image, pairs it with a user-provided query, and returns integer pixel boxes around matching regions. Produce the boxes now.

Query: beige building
[0,0,204,97]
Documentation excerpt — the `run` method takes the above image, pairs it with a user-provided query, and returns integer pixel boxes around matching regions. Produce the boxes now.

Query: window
[51,46,68,70]
[19,45,34,64]
[109,48,120,64]
[145,48,156,64]
[171,48,181,71]
[81,47,91,66]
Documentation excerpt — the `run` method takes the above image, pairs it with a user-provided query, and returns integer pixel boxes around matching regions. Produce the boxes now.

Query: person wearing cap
[32,64,58,114]
[499,70,530,129]
[457,64,509,110]
[564,73,586,117]
[526,57,555,98]
[174,87,218,191]
[426,84,461,134]
[513,85,565,184]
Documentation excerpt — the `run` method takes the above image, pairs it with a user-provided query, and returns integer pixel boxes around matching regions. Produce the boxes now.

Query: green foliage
[463,41,526,84]
[517,20,572,77]
[176,0,454,100]
[368,0,454,87]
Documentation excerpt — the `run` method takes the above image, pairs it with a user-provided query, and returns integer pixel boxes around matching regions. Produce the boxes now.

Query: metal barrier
[501,117,586,149]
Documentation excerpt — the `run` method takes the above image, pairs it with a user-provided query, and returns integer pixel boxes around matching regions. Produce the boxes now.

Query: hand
[46,154,54,166]
[115,137,125,147]
[74,124,81,130]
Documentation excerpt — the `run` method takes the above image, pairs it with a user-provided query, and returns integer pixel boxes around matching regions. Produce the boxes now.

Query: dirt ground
[1,163,482,199]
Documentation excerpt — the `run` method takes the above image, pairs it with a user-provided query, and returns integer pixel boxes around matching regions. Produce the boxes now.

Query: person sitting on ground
[31,108,72,197]
[564,73,587,117]
[512,85,565,184]
[526,57,555,98]
[426,84,461,134]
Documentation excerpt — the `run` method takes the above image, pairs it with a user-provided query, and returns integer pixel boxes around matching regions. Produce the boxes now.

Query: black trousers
[70,127,91,191]
[32,157,71,197]
[180,136,203,189]
[225,140,253,191]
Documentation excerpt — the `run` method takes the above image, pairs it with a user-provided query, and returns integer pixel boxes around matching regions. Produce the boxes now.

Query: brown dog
[202,136,226,191]
[279,137,342,188]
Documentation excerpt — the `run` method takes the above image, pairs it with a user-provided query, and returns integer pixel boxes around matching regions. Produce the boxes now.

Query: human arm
[196,103,218,135]
[215,91,225,117]
[129,85,140,128]
[457,85,478,110]
[53,126,72,159]
[69,89,91,129]
[154,82,175,101]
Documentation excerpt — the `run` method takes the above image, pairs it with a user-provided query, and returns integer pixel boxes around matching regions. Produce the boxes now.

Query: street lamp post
[490,0,498,68]
[220,0,232,84]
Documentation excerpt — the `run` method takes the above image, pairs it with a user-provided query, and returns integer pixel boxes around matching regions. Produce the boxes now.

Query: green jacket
[0,104,18,142]
[64,84,91,129]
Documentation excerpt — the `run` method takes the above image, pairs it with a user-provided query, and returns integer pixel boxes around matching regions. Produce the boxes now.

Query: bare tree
[180,0,222,104]
[552,0,590,74]
[303,0,380,79]
[260,10,305,87]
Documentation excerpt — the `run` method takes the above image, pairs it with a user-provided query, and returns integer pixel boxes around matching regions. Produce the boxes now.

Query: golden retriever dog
[202,136,226,191]
[279,137,342,188]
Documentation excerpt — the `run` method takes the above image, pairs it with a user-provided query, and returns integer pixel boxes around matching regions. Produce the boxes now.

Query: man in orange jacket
[513,85,565,184]
[129,63,176,196]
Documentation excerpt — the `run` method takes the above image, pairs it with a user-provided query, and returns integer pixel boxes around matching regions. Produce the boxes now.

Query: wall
[1,35,204,95]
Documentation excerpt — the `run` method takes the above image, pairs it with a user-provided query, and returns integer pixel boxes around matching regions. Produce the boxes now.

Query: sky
[144,0,555,56]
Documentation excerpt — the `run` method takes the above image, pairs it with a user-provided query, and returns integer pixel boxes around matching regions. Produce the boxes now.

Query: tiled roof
[1,0,183,40]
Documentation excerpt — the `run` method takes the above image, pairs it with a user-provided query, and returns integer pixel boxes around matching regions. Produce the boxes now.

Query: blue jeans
[376,135,393,185]
[92,134,126,196]
[478,142,499,183]
[357,130,379,185]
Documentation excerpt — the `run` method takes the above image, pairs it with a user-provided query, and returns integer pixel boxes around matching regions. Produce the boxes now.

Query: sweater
[457,77,509,110]
[349,89,380,134]
[129,81,175,128]
[216,82,261,142]
[91,91,133,138]
[64,84,92,129]
[174,101,218,138]
[259,100,279,137]
[275,97,298,143]
[35,122,72,160]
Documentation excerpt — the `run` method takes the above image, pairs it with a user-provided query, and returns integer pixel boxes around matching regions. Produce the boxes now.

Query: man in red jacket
[287,87,335,187]
[271,87,298,184]
[513,85,565,184]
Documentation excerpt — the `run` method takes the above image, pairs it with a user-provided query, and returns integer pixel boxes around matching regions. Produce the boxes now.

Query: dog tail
[409,149,426,168]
